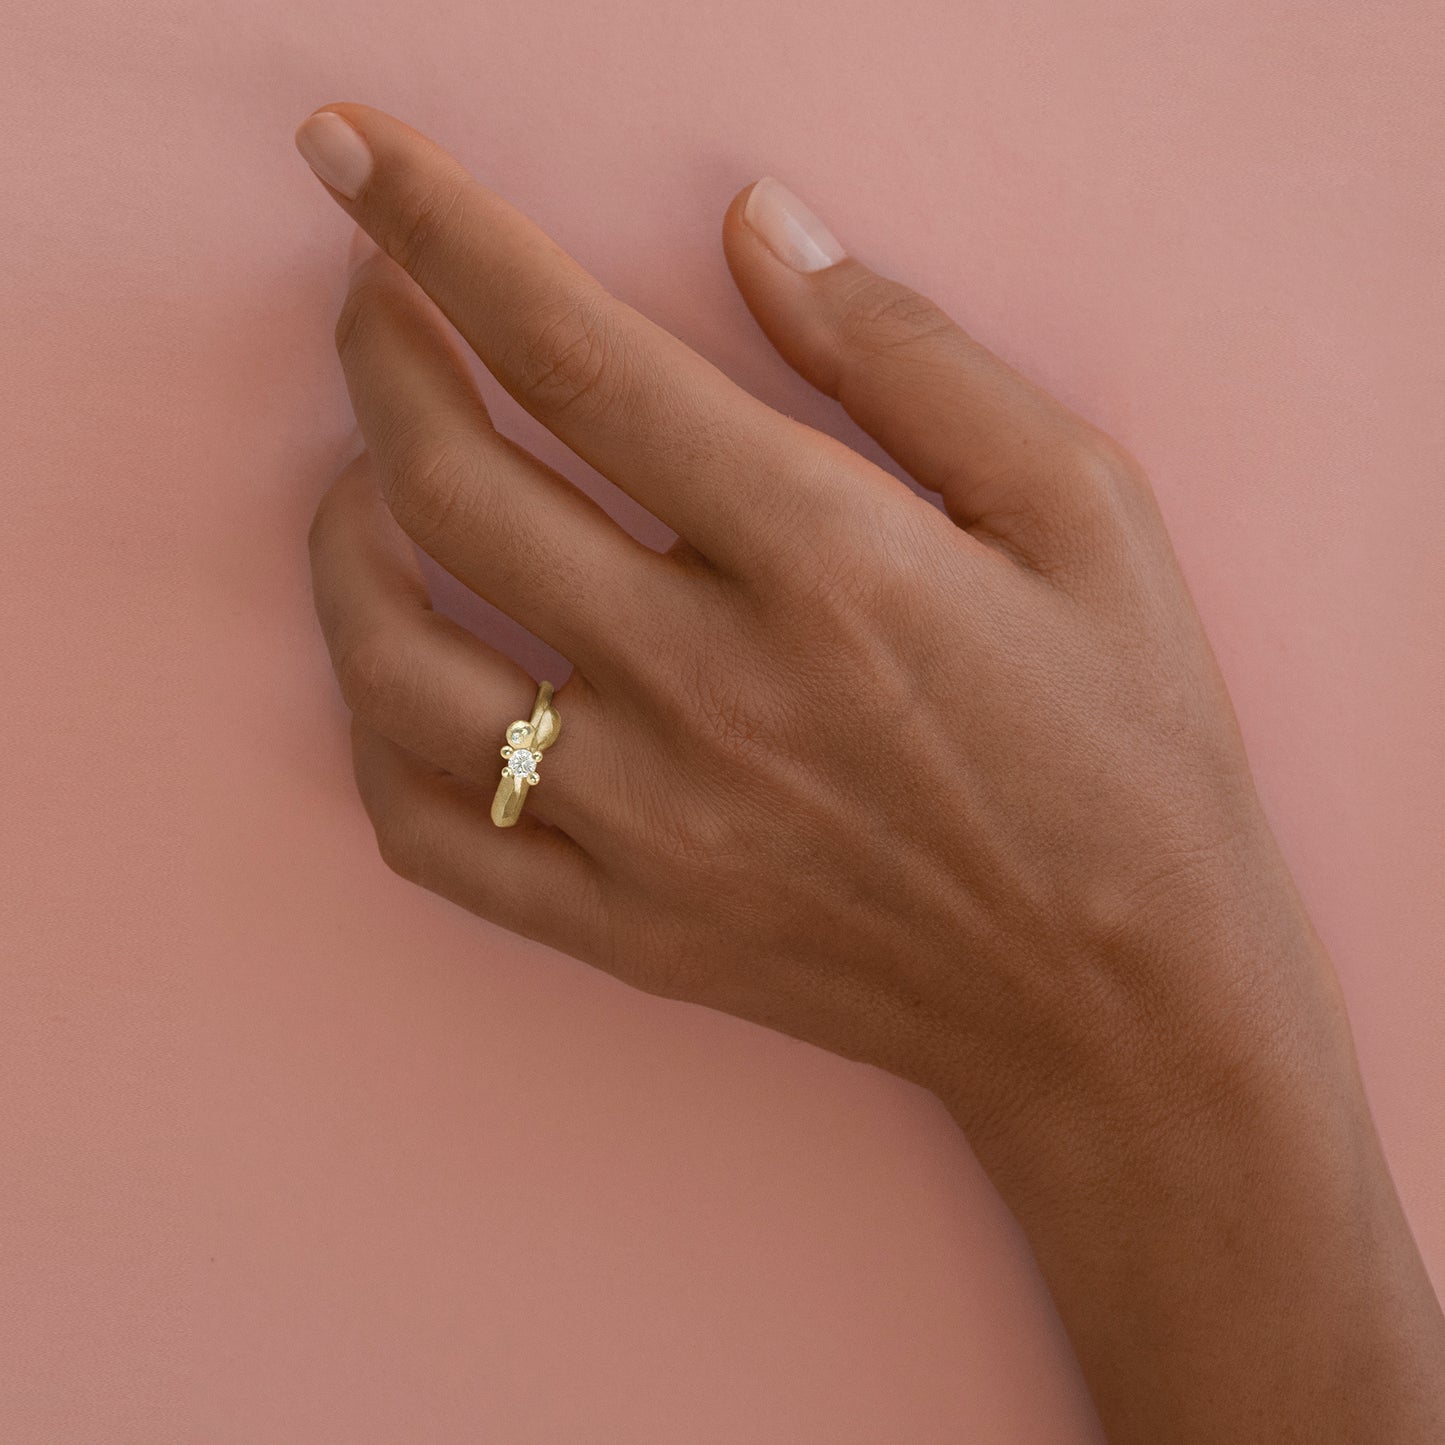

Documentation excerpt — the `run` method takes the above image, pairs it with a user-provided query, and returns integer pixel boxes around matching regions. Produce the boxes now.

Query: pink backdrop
[3,2,1441,1440]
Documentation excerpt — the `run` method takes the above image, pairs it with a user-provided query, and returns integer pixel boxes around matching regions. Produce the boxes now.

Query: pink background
[3,2,1441,1440]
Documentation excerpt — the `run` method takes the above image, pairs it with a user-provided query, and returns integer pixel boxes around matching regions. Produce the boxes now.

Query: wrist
[943,819,1358,1207]
[934,846,1445,1443]
[991,1028,1445,1443]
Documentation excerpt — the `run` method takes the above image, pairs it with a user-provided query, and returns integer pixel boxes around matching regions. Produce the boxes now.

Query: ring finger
[350,719,609,963]
[308,447,618,844]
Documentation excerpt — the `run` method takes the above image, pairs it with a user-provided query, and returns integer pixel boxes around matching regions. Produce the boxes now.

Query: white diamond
[508,748,538,780]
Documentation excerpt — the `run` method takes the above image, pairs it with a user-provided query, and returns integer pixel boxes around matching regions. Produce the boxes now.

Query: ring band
[491,681,561,828]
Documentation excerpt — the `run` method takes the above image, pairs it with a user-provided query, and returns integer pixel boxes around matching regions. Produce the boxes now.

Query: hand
[300,101,1283,1112]
[298,105,1445,1442]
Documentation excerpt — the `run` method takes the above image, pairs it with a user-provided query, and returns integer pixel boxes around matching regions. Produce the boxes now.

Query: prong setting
[504,747,539,784]
[491,683,557,827]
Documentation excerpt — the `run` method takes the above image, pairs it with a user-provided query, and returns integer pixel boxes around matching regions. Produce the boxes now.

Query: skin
[300,103,1445,1442]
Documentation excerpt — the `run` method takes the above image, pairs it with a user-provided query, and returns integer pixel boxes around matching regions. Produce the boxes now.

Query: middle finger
[338,239,680,676]
[299,103,849,572]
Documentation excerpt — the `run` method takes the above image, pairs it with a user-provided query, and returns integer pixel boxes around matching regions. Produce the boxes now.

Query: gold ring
[491,681,560,828]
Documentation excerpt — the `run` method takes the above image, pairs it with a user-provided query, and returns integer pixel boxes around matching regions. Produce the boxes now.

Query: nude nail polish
[743,176,846,272]
[294,111,374,199]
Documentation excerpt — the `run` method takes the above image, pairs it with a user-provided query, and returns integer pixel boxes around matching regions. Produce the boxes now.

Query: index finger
[294,103,841,571]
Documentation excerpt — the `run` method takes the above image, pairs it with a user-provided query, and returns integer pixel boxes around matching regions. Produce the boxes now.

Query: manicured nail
[743,176,846,273]
[347,224,378,277]
[294,110,373,199]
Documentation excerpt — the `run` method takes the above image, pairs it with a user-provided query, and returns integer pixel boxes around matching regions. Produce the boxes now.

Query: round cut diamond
[508,748,538,780]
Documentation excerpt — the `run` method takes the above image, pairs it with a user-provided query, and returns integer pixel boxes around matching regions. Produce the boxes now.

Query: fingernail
[742,176,846,273]
[294,110,373,200]
[347,224,378,277]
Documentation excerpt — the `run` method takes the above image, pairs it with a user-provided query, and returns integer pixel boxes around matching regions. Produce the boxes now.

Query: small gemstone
[508,748,538,780]
[508,725,529,744]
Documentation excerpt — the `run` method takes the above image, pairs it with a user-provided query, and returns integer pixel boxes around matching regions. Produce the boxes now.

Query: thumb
[721,177,1127,561]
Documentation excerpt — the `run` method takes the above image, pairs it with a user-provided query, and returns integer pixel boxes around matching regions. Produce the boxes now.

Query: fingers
[296,104,836,573]
[336,238,673,674]
[351,719,608,962]
[308,449,603,837]
[722,176,1146,567]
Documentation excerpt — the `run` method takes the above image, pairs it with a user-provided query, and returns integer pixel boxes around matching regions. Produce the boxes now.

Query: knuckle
[335,274,404,359]
[673,651,799,784]
[335,627,415,717]
[388,173,469,276]
[752,476,906,618]
[307,487,339,557]
[645,783,753,886]
[786,524,894,620]
[1018,430,1156,562]
[837,276,956,359]
[370,803,428,885]
[1065,430,1152,511]
[333,277,386,358]
[382,429,479,551]
[504,291,621,421]
[692,671,769,762]
[1073,430,1144,486]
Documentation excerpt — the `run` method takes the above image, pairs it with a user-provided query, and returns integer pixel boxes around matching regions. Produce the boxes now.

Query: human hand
[298,104,1445,1442]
